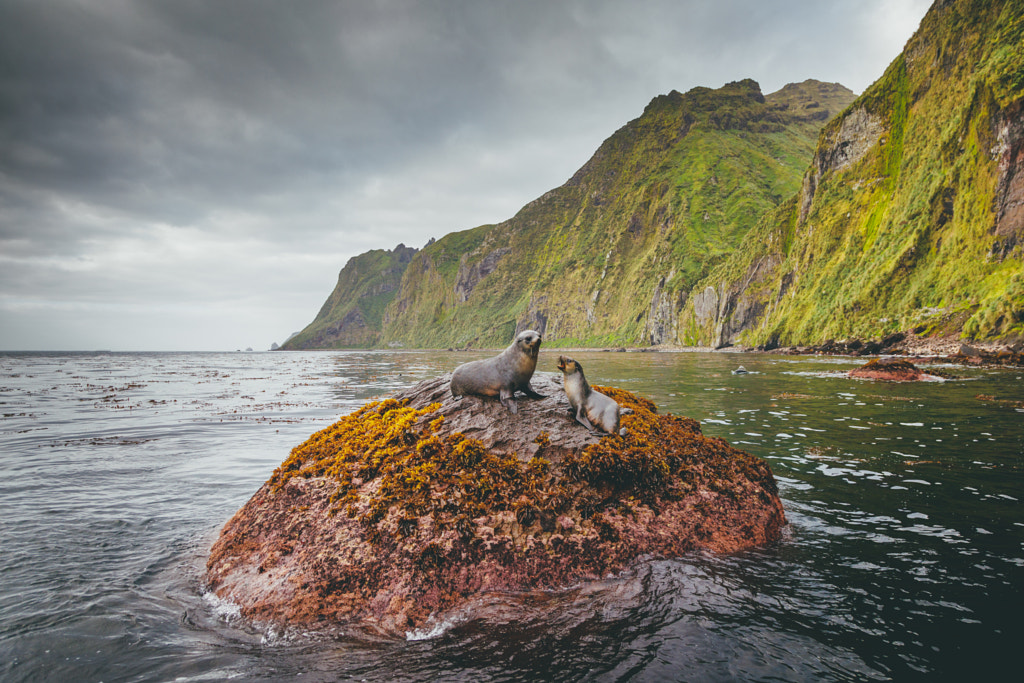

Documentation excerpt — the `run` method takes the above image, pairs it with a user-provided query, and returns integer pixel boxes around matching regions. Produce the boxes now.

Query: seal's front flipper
[500,388,518,414]
[521,385,545,399]
[575,407,596,432]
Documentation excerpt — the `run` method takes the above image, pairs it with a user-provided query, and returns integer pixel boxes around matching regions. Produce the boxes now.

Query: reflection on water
[0,350,1021,681]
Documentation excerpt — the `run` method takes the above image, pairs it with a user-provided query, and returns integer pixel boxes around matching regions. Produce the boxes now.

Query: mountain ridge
[286,0,1023,351]
[284,78,855,349]
[683,0,1024,348]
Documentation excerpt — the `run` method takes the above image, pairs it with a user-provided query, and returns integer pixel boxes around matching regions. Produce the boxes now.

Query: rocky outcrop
[692,286,719,326]
[692,253,780,348]
[993,99,1024,258]
[283,244,418,349]
[516,293,550,337]
[454,247,511,303]
[205,375,785,636]
[306,307,373,348]
[799,107,885,222]
[848,358,933,381]
[766,331,1024,367]
[645,276,684,345]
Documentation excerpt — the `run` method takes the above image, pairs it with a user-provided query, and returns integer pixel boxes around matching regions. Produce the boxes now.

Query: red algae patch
[205,375,785,637]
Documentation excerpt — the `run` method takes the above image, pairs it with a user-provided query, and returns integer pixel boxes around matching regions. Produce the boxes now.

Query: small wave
[202,590,241,622]
[406,612,468,641]
[781,370,849,378]
[201,590,331,646]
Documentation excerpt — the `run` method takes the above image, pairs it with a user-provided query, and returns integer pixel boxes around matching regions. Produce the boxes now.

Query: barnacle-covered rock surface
[205,374,785,636]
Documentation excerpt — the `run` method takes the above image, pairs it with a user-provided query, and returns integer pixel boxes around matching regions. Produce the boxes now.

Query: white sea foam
[406,612,467,641]
[202,591,242,622]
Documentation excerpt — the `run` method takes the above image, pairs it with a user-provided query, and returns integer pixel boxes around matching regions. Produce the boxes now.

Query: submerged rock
[848,357,937,381]
[205,374,785,636]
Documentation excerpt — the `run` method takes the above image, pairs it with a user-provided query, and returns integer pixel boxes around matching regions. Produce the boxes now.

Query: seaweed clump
[268,386,776,543]
[269,398,553,539]
[563,385,778,509]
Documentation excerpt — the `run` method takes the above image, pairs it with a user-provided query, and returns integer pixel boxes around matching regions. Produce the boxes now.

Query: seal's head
[515,329,542,358]
[556,355,580,374]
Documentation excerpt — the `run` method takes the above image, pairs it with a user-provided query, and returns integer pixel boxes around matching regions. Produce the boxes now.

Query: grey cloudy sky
[0,0,931,351]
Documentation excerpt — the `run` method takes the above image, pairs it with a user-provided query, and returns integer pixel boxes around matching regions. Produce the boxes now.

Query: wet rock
[205,374,786,637]
[958,343,982,358]
[854,340,882,356]
[880,332,907,353]
[848,358,930,381]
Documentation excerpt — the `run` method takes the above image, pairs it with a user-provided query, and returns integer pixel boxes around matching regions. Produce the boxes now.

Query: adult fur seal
[450,330,544,413]
[556,355,627,436]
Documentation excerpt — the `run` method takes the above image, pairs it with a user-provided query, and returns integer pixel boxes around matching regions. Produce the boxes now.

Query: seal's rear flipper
[521,386,545,399]
[499,388,518,414]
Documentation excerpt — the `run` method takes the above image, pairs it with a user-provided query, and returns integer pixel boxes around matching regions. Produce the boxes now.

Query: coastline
[287,332,1024,367]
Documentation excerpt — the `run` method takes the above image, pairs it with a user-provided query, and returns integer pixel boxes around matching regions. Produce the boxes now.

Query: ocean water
[1,350,1021,682]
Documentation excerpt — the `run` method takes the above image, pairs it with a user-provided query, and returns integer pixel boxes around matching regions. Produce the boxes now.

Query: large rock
[205,374,785,636]
[848,357,937,381]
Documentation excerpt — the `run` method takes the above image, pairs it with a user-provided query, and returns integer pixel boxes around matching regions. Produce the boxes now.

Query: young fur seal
[450,330,545,413]
[556,355,627,436]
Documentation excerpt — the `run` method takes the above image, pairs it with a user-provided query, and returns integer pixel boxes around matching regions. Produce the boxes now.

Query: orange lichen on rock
[205,374,786,636]
[267,399,558,540]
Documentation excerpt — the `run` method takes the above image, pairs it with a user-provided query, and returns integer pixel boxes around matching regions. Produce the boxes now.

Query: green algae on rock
[205,375,785,636]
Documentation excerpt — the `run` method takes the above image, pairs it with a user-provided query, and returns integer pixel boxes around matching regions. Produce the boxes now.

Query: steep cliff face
[282,244,418,349]
[688,0,1024,347]
[376,79,854,348]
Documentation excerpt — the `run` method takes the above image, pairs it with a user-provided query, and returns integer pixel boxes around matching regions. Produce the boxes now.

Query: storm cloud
[0,0,931,350]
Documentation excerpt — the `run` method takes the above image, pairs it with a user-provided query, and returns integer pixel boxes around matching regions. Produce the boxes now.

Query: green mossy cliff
[283,243,417,349]
[288,0,1022,351]
[290,79,855,349]
[685,0,1024,347]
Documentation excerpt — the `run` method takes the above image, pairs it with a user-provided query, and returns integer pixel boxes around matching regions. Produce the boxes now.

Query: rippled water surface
[1,350,1021,681]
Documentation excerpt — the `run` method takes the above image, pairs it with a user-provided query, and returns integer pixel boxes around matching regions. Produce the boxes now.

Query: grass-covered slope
[380,79,854,348]
[688,0,1024,348]
[282,244,418,349]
